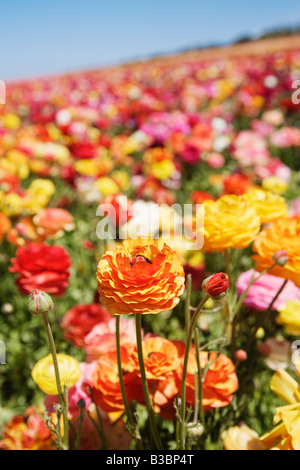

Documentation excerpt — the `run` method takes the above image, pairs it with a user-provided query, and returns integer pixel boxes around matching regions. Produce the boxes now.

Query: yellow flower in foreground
[243,188,287,224]
[196,195,261,252]
[260,370,300,450]
[32,354,81,395]
[277,300,300,336]
[222,424,266,450]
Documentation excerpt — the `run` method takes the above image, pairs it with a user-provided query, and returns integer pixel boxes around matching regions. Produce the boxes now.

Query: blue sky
[1,0,300,81]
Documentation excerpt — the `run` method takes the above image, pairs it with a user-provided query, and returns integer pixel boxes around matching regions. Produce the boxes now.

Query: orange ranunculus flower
[0,407,55,450]
[131,336,180,381]
[153,375,178,421]
[242,188,288,224]
[0,212,11,242]
[96,237,185,315]
[33,208,75,238]
[175,342,238,412]
[253,217,300,288]
[196,195,261,252]
[92,344,143,413]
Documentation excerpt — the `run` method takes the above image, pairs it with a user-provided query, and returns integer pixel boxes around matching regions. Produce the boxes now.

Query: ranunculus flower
[0,212,11,242]
[257,338,291,371]
[98,193,133,227]
[92,344,142,413]
[33,208,74,238]
[197,195,261,252]
[222,173,251,196]
[61,303,112,348]
[277,300,300,335]
[202,273,229,299]
[243,188,287,224]
[84,316,137,361]
[260,370,300,450]
[9,243,71,296]
[253,217,300,288]
[45,362,96,418]
[175,345,238,412]
[131,336,180,381]
[97,237,185,315]
[222,424,266,450]
[236,269,300,311]
[0,407,55,450]
[31,354,81,395]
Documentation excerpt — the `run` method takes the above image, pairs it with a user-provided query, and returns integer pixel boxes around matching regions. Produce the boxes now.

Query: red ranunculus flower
[202,273,229,299]
[61,303,112,348]
[9,243,71,296]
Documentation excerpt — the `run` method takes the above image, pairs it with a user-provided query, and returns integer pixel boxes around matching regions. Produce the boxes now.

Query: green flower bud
[29,290,54,315]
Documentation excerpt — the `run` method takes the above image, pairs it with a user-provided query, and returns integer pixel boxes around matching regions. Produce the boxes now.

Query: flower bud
[273,250,288,267]
[234,349,248,362]
[187,423,204,438]
[29,290,54,316]
[77,398,86,409]
[202,273,229,299]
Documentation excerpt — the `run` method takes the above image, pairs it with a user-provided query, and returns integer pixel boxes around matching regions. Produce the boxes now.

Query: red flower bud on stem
[202,273,229,299]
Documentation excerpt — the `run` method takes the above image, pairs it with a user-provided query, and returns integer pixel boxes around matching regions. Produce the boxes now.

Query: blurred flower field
[0,37,300,450]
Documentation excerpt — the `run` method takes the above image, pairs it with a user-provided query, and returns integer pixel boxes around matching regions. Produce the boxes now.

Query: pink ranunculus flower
[45,362,96,419]
[270,127,300,148]
[236,269,300,312]
[254,158,291,182]
[84,317,138,362]
[289,197,300,217]
[257,337,291,371]
[232,131,270,167]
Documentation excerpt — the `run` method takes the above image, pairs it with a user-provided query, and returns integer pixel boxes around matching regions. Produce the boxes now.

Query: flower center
[130,255,152,267]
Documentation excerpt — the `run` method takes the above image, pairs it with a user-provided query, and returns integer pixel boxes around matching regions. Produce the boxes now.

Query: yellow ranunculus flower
[0,193,24,217]
[95,177,120,197]
[111,170,130,191]
[242,188,287,224]
[31,354,81,395]
[196,195,261,252]
[277,300,300,336]
[262,176,288,195]
[260,370,300,450]
[151,160,176,180]
[2,113,21,130]
[27,179,56,198]
[222,424,266,450]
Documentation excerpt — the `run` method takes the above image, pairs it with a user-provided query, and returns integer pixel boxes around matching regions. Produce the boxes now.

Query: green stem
[42,312,69,450]
[194,329,205,426]
[135,314,162,450]
[184,274,192,340]
[95,406,107,450]
[115,315,135,426]
[179,294,209,450]
[75,406,85,451]
[224,249,232,284]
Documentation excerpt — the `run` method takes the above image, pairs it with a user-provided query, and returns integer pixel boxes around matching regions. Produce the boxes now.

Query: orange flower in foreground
[92,344,143,413]
[253,217,300,287]
[131,336,180,381]
[97,238,185,315]
[0,212,11,242]
[175,344,238,412]
[0,407,54,450]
